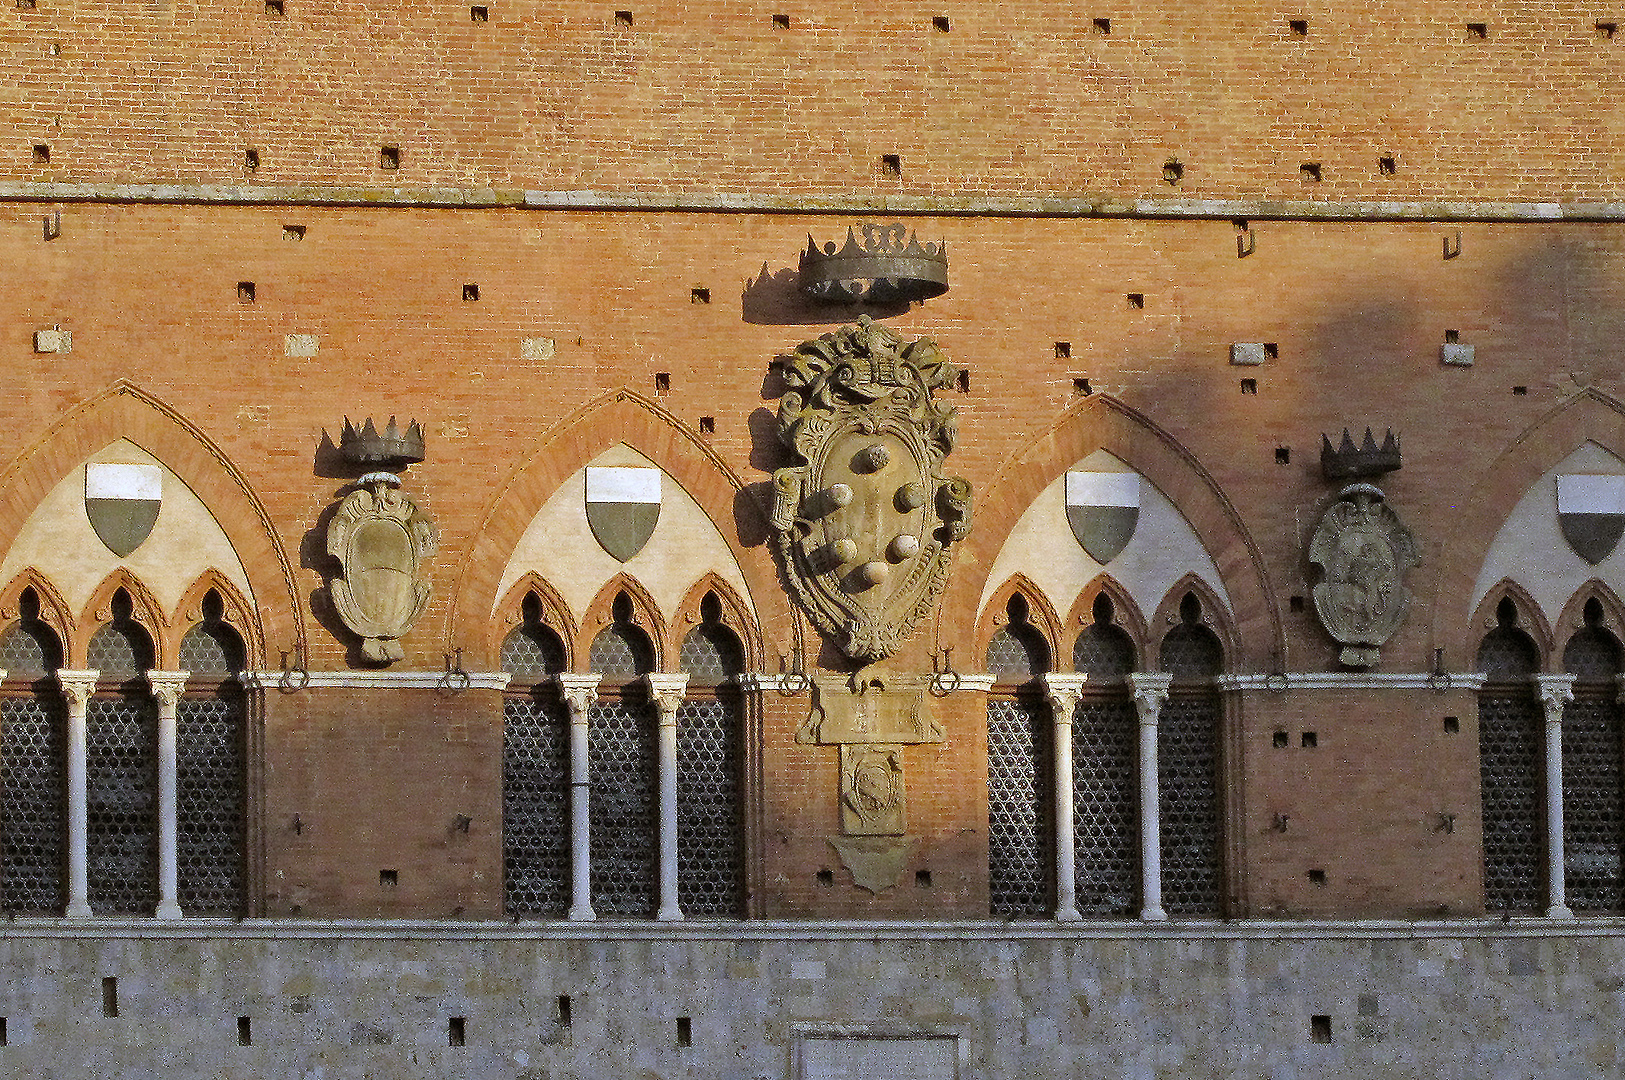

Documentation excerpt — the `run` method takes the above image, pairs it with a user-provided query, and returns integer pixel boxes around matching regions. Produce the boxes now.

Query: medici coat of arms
[769,316,972,663]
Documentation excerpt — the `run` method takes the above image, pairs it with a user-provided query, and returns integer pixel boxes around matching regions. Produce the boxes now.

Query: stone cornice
[3,183,1624,222]
[240,670,511,691]
[1216,672,1489,691]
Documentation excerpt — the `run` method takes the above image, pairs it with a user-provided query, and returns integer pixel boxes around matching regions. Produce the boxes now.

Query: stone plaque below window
[799,1036,957,1080]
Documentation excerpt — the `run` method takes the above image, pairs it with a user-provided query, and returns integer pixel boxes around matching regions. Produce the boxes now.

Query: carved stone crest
[1309,484,1417,667]
[327,475,436,663]
[840,744,906,836]
[769,316,972,662]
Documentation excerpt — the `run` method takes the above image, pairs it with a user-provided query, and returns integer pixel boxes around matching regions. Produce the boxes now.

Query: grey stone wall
[0,922,1620,1079]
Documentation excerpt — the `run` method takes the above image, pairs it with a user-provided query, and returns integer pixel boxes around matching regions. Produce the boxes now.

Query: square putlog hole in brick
[237,282,256,304]
[1598,21,1618,38]
[283,224,305,241]
[379,145,400,170]
[1300,162,1322,182]
[1465,22,1488,38]
[615,9,633,25]
[32,144,49,164]
[462,283,480,301]
[1311,1015,1332,1043]
[880,154,902,178]
[265,0,284,14]
[1379,154,1397,175]
[1288,18,1307,35]
[772,13,789,28]
[932,15,950,31]
[1162,159,1183,184]
[244,148,260,172]
[470,4,488,19]
[1091,17,1110,34]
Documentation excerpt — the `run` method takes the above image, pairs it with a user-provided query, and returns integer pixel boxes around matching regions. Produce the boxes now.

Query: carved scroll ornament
[1309,484,1417,668]
[769,317,972,662]
[327,476,436,664]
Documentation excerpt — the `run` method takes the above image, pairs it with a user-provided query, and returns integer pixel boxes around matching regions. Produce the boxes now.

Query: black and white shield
[586,466,661,562]
[1558,474,1625,565]
[85,463,162,558]
[1066,471,1140,564]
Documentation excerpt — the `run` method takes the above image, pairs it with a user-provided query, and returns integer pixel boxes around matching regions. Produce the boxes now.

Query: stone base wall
[1,923,1619,1079]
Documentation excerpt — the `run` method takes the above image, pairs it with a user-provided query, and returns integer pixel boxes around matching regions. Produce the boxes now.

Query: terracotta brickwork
[1,0,1624,923]
[5,0,1625,200]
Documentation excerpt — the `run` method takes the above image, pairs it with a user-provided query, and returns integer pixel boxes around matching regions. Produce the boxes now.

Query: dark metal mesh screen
[1160,693,1221,915]
[2,694,64,914]
[0,622,61,680]
[1564,629,1622,680]
[502,626,567,680]
[676,697,743,916]
[1074,624,1135,680]
[177,690,245,914]
[986,627,1049,680]
[86,623,154,678]
[503,693,571,917]
[1072,698,1138,914]
[178,624,245,677]
[679,626,744,683]
[1477,628,1539,680]
[589,699,656,917]
[1159,624,1222,680]
[1479,690,1543,913]
[86,695,157,914]
[1562,695,1624,911]
[987,697,1052,917]
[589,626,655,677]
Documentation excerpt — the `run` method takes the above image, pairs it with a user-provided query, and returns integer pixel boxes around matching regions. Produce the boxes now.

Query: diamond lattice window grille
[677,696,744,916]
[1072,698,1138,914]
[1,693,65,914]
[987,697,1053,916]
[86,694,158,914]
[503,693,570,917]
[1479,690,1543,914]
[1159,692,1222,915]
[588,699,657,916]
[177,689,245,914]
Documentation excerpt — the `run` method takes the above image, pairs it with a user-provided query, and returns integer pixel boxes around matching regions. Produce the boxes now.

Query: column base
[65,900,93,918]
[1140,905,1168,922]
[1546,903,1575,919]
[1054,905,1081,923]
[156,901,183,920]
[567,904,597,921]
[657,905,684,922]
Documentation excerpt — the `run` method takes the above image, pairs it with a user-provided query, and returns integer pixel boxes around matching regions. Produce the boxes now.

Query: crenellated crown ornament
[799,223,949,305]
[1320,427,1401,482]
[339,416,426,470]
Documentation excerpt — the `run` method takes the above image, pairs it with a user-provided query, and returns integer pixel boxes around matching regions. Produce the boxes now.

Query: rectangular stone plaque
[800,1036,957,1080]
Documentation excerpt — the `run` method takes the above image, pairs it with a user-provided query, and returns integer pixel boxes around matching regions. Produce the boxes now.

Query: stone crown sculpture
[1320,427,1401,481]
[769,316,971,662]
[339,416,426,469]
[799,223,949,306]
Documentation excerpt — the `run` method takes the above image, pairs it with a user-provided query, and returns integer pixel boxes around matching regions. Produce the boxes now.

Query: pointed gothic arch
[1432,388,1625,668]
[945,393,1276,670]
[0,569,76,662]
[1150,573,1238,675]
[1064,574,1149,668]
[671,572,762,675]
[78,569,166,670]
[493,571,578,673]
[0,381,300,661]
[580,573,668,675]
[1553,580,1625,657]
[1468,579,1555,671]
[450,389,788,670]
[976,573,1064,676]
[172,570,261,671]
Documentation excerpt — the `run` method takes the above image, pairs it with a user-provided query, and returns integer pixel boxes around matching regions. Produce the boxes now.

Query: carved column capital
[145,670,190,709]
[644,673,689,723]
[555,674,601,718]
[1040,672,1087,722]
[1534,674,1576,724]
[1128,672,1174,726]
[56,669,100,710]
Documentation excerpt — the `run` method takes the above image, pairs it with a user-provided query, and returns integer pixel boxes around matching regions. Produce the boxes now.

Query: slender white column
[57,670,99,919]
[556,674,601,921]
[1040,673,1087,922]
[645,673,690,922]
[1536,674,1576,919]
[146,671,189,920]
[1129,673,1173,922]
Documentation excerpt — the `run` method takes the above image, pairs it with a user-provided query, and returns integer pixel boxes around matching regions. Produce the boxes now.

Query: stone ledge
[3,916,1621,941]
[1,183,1623,221]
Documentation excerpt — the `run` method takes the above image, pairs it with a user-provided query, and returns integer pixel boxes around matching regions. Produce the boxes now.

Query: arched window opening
[1477,596,1543,914]
[1073,593,1136,680]
[588,590,656,917]
[0,589,66,914]
[588,592,656,677]
[676,591,745,917]
[985,593,1051,682]
[1155,590,1223,917]
[501,591,570,918]
[176,590,247,916]
[1561,602,1624,913]
[987,591,1056,916]
[84,589,159,914]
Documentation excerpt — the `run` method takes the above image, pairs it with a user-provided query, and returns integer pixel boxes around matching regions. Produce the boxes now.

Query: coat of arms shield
[85,462,162,558]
